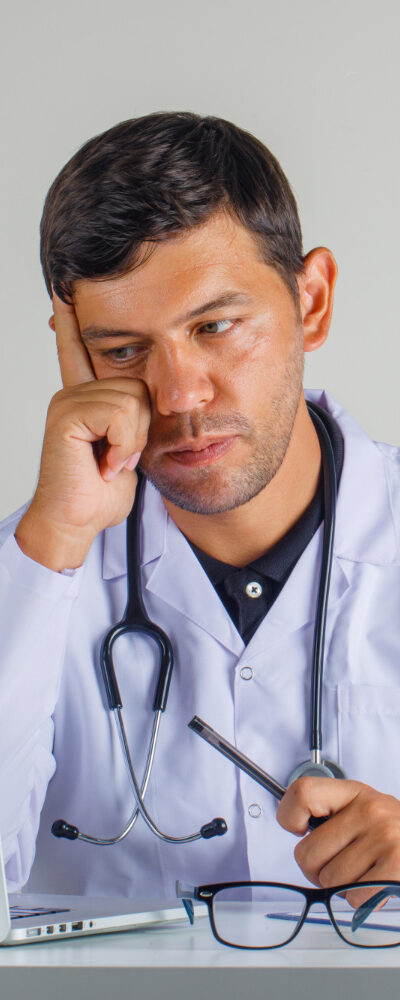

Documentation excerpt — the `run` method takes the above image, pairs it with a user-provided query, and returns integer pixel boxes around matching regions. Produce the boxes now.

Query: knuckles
[276,777,321,834]
[282,776,324,823]
[289,776,320,805]
[292,785,400,887]
[293,838,308,867]
[355,788,400,829]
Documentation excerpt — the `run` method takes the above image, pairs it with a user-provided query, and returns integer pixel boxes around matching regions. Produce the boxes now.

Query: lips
[166,436,234,454]
[164,436,237,467]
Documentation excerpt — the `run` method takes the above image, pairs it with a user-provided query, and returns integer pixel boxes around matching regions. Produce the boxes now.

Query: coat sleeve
[0,507,85,889]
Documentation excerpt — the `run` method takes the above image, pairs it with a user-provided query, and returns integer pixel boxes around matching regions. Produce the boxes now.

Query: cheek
[222,327,284,396]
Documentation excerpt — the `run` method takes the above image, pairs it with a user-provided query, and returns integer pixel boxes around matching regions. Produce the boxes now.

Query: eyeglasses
[176,879,400,949]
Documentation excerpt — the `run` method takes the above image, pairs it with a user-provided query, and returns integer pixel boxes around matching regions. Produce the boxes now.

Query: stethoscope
[286,402,346,785]
[51,401,345,849]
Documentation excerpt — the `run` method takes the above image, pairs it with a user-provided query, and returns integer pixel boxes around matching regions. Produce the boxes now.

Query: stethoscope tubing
[52,402,339,847]
[53,469,226,846]
[73,711,162,846]
[306,404,337,754]
[101,470,174,714]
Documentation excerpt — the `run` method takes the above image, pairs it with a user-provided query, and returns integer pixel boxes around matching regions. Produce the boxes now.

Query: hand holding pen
[189,716,400,908]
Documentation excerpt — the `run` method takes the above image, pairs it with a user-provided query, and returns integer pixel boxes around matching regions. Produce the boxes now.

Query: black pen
[188,716,327,830]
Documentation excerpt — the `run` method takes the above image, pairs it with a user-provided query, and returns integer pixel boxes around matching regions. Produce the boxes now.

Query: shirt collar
[190,484,324,586]
[102,390,399,581]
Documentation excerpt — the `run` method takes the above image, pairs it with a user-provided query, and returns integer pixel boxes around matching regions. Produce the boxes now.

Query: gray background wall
[1,0,399,520]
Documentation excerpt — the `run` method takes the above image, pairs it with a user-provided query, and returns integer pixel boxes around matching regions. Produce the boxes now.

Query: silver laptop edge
[0,838,199,945]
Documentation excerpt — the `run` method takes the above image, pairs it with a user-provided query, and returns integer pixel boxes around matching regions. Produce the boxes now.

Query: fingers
[96,384,151,479]
[294,813,373,887]
[276,776,363,836]
[277,776,400,892]
[344,862,400,910]
[344,883,390,911]
[309,803,400,889]
[49,380,152,483]
[51,290,95,387]
[276,777,364,887]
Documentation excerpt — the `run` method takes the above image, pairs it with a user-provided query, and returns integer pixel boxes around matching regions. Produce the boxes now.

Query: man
[0,112,399,902]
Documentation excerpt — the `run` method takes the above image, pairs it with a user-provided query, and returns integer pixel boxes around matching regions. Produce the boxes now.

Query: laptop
[0,841,187,945]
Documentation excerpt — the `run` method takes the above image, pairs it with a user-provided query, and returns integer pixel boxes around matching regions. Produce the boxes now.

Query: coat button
[245,581,263,598]
[240,666,253,680]
[248,803,262,818]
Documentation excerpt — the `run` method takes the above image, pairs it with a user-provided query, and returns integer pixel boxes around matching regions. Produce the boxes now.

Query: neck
[162,395,322,567]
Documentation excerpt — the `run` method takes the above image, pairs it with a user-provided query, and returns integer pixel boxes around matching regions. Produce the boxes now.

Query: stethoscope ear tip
[200,817,228,839]
[51,819,80,840]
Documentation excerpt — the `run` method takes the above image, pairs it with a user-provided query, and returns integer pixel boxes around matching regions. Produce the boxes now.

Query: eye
[197,319,235,335]
[105,345,141,362]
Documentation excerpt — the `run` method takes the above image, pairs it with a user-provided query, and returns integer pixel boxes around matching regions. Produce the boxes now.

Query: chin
[141,461,273,516]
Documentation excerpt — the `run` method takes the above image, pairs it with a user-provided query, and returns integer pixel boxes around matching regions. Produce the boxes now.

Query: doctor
[1,112,400,900]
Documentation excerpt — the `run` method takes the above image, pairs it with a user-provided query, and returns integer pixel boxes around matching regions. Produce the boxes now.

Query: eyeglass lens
[330,885,400,947]
[212,884,400,948]
[212,886,307,948]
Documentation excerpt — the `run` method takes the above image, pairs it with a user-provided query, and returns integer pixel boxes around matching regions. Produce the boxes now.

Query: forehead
[73,211,279,324]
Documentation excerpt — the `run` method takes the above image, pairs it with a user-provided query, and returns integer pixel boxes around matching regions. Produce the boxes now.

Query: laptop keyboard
[10,905,71,920]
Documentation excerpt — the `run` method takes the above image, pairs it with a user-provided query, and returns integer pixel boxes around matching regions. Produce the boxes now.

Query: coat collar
[305,389,399,567]
[102,391,399,650]
[103,477,166,581]
[102,479,244,653]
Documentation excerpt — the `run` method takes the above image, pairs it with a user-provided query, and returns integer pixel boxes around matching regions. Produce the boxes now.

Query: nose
[146,344,215,415]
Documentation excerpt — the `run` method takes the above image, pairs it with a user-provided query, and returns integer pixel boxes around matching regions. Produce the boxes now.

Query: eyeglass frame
[176,879,400,950]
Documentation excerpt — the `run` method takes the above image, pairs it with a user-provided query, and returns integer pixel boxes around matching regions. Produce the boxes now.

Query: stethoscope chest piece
[287,758,347,784]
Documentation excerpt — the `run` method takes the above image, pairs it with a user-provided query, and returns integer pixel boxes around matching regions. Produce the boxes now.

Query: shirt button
[240,666,253,680]
[248,803,262,818]
[245,581,263,598]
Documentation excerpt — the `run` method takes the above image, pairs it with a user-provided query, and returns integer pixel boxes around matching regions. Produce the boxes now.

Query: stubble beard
[140,335,304,515]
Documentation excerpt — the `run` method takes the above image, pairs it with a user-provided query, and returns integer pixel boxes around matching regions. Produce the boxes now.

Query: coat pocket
[337,684,400,796]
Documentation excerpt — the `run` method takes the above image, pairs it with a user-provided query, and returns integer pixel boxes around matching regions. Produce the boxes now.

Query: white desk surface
[1,915,400,1000]
[2,913,400,967]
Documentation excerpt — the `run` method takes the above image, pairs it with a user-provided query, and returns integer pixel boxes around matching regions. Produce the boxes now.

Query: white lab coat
[0,390,399,899]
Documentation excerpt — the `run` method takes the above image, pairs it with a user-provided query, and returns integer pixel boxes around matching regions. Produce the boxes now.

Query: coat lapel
[102,391,398,657]
[144,509,245,655]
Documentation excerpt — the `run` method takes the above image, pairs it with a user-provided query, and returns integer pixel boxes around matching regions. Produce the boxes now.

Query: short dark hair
[40,111,304,304]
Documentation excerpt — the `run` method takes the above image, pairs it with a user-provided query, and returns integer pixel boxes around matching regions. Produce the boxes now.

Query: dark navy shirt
[190,406,344,645]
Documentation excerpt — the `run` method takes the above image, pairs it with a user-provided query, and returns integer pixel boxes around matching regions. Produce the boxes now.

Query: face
[73,211,304,515]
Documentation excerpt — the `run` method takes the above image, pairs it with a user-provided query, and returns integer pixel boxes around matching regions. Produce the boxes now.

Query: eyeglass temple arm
[176,880,197,924]
[352,886,400,933]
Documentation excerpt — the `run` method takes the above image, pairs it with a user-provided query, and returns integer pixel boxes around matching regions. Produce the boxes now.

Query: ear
[297,248,337,353]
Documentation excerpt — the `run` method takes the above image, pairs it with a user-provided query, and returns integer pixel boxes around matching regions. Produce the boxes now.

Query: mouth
[166,435,235,454]
[164,436,237,468]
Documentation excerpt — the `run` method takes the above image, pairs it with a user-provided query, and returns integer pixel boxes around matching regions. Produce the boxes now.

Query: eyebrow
[80,291,253,342]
